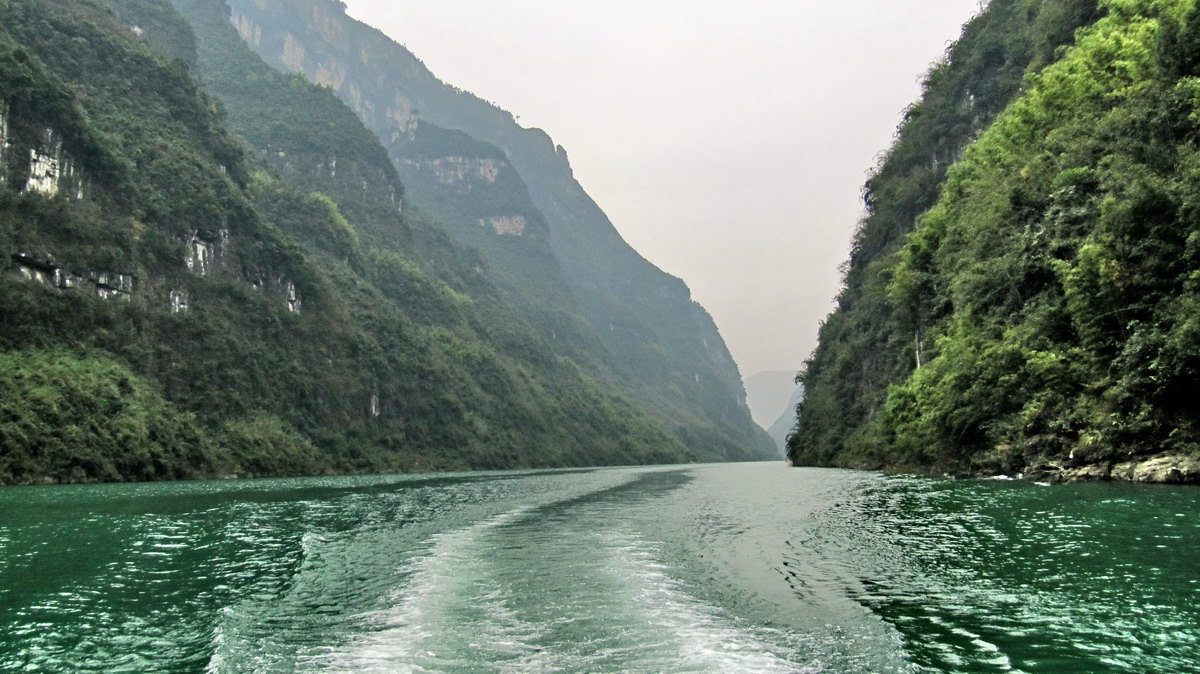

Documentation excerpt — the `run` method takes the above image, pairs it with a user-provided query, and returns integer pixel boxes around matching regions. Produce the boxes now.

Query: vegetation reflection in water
[0,463,1196,672]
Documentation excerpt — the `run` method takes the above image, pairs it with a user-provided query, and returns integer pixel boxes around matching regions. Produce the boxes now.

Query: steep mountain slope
[789,0,1101,468]
[791,0,1200,482]
[0,0,691,484]
[743,370,800,428]
[215,0,775,461]
[768,385,804,455]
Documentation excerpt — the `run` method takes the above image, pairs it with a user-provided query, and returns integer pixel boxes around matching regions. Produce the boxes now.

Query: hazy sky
[343,0,981,378]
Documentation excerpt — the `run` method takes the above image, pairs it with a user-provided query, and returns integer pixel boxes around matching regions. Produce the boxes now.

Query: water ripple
[1,465,1196,672]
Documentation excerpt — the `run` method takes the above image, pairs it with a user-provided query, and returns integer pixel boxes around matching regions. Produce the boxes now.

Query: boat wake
[312,478,811,672]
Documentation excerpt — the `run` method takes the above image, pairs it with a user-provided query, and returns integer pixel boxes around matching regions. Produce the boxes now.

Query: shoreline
[791,451,1200,486]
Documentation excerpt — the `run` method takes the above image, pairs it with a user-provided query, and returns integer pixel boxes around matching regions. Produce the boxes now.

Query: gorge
[0,0,774,486]
[2,1,1198,670]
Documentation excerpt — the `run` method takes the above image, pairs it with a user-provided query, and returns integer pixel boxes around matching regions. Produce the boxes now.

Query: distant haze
[743,371,799,429]
[342,0,980,376]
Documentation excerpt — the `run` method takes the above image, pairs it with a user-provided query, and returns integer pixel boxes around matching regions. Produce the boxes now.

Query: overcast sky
[342,0,981,378]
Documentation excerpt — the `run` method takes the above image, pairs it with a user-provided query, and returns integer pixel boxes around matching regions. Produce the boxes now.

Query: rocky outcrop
[283,279,300,312]
[281,32,305,70]
[479,215,527,236]
[90,270,134,301]
[216,0,778,461]
[169,289,189,313]
[183,229,299,311]
[24,129,83,199]
[184,228,228,277]
[1024,453,1200,485]
[386,95,419,139]
[0,102,8,184]
[8,224,301,311]
[12,252,72,289]
[267,151,401,212]
[230,11,260,46]
[0,113,85,198]
[10,253,132,301]
[1110,454,1200,484]
[313,58,346,89]
[406,156,505,187]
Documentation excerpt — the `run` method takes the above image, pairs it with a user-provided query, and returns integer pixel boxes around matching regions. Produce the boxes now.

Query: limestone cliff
[216,0,774,460]
[0,0,694,484]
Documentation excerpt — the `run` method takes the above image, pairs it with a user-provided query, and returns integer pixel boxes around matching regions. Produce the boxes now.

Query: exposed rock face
[184,228,229,277]
[386,95,419,139]
[249,274,302,313]
[91,270,133,301]
[1025,453,1200,485]
[308,1,344,48]
[10,253,132,301]
[1111,455,1200,484]
[0,102,8,185]
[479,215,527,236]
[281,32,305,70]
[313,58,346,89]
[268,150,401,216]
[230,11,260,45]
[169,289,189,313]
[405,156,504,187]
[9,220,300,312]
[283,279,300,312]
[25,129,82,198]
[12,253,71,288]
[218,0,778,461]
[185,236,214,276]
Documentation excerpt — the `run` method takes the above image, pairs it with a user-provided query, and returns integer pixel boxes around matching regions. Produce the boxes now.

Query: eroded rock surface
[1025,453,1200,484]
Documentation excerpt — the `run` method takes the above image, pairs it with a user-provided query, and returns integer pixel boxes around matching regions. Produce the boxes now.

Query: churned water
[0,463,1196,672]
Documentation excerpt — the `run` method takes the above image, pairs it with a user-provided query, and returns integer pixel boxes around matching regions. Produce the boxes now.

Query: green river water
[0,462,1196,672]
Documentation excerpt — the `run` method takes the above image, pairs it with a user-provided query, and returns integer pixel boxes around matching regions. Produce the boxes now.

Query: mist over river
[1,463,1196,672]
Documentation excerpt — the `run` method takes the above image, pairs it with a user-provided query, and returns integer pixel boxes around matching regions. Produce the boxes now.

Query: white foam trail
[302,470,815,672]
[320,507,544,672]
[592,532,813,673]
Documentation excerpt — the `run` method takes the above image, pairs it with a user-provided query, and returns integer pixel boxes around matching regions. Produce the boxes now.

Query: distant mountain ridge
[768,385,804,456]
[217,0,775,461]
[743,371,798,429]
[0,0,743,484]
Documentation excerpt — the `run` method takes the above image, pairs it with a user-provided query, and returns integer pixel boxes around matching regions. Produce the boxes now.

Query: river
[0,462,1196,672]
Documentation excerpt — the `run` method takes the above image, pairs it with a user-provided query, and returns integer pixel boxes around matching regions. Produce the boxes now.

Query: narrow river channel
[1,462,1196,672]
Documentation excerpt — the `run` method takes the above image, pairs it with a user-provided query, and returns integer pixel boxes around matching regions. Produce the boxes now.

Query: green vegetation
[791,0,1200,477]
[0,350,215,484]
[218,0,777,461]
[0,0,694,485]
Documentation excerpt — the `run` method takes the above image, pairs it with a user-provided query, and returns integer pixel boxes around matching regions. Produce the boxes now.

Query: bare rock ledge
[1025,452,1200,485]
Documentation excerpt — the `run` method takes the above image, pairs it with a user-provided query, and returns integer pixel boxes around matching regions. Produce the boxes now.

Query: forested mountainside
[0,0,706,485]
[215,0,775,461]
[768,385,803,455]
[790,0,1200,483]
